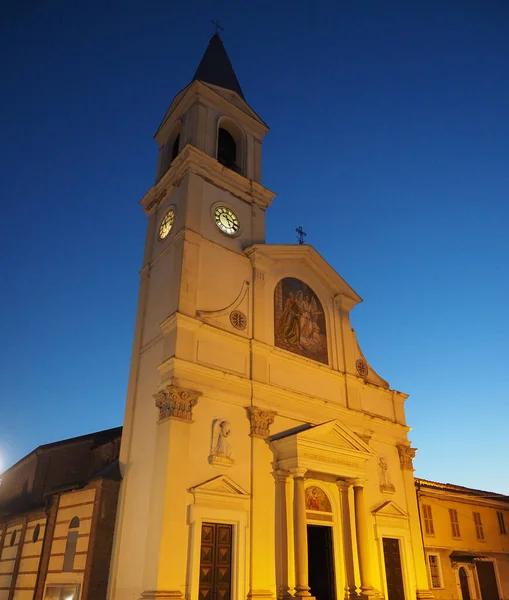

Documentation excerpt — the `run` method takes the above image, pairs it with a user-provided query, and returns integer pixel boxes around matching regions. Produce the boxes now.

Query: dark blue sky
[1,1,508,491]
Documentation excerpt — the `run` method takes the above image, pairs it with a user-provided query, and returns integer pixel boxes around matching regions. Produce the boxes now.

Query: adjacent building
[0,427,121,600]
[417,478,509,600]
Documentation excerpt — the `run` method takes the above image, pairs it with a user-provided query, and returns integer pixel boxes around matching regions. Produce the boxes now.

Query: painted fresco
[274,278,328,365]
[305,486,332,512]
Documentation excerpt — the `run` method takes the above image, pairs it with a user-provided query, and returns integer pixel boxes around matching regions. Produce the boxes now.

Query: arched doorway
[459,567,470,600]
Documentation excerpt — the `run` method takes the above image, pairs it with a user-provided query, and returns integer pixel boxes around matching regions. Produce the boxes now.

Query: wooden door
[382,538,405,600]
[476,562,499,600]
[459,567,470,600]
[199,523,233,600]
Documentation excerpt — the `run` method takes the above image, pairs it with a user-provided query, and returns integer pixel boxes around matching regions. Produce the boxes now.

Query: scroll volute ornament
[397,444,417,470]
[246,406,277,438]
[154,384,201,422]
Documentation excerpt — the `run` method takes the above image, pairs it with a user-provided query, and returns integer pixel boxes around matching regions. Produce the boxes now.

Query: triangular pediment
[372,500,408,519]
[244,244,362,311]
[190,475,249,498]
[297,420,375,455]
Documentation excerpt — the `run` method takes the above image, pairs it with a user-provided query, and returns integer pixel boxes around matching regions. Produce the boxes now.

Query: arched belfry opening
[218,128,236,170]
[216,119,244,174]
[171,133,180,162]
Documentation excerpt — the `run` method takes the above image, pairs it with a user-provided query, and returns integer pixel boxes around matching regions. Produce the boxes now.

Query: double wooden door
[199,523,233,600]
[382,538,405,600]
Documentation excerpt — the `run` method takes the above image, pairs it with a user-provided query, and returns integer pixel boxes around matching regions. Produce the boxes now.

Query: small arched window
[217,128,237,171]
[171,134,180,162]
[10,530,17,547]
[63,517,80,571]
[32,523,41,543]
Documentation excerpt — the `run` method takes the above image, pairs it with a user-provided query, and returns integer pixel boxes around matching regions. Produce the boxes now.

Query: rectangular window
[427,554,442,588]
[422,504,435,535]
[474,512,484,540]
[44,585,80,600]
[449,508,461,538]
[497,511,507,535]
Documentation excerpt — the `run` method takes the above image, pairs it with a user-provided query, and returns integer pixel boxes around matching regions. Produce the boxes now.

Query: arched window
[32,523,41,543]
[459,567,470,600]
[217,128,237,170]
[63,517,80,571]
[10,530,16,547]
[171,134,180,162]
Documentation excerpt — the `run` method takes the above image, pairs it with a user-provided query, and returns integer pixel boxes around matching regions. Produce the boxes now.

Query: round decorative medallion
[356,359,368,377]
[230,310,247,330]
[159,207,175,240]
[214,205,240,236]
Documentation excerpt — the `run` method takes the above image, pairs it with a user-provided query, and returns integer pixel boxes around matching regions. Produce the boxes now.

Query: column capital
[336,479,352,492]
[273,469,290,483]
[246,406,277,438]
[397,444,417,470]
[350,478,366,488]
[154,383,201,422]
[290,467,307,479]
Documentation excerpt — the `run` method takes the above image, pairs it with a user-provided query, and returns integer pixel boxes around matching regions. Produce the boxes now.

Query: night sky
[1,1,508,492]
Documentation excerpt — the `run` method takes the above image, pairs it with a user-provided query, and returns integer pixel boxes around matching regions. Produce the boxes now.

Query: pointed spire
[192,33,245,100]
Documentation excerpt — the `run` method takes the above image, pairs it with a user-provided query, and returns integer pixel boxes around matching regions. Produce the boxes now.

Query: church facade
[107,34,433,600]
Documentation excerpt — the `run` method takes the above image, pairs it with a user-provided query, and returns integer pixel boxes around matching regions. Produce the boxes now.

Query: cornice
[140,144,275,213]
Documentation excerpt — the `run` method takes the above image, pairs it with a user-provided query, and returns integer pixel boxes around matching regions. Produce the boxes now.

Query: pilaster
[397,446,434,600]
[246,407,277,600]
[141,382,201,599]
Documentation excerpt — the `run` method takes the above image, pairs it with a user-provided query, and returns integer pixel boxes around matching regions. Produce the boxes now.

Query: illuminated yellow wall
[418,483,509,600]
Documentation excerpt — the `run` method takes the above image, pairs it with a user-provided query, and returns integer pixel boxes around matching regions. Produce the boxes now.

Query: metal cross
[296,225,307,244]
[211,20,224,34]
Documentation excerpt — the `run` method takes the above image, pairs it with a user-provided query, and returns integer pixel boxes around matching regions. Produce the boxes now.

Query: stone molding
[140,592,184,600]
[397,445,417,471]
[246,406,276,438]
[154,384,201,422]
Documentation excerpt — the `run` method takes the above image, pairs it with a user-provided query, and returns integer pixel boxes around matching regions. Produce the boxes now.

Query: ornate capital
[290,467,307,479]
[336,479,352,492]
[246,406,276,438]
[154,384,201,422]
[273,469,290,484]
[397,444,417,470]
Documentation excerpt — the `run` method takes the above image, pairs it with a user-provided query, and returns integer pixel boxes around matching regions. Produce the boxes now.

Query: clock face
[214,206,240,236]
[159,208,175,240]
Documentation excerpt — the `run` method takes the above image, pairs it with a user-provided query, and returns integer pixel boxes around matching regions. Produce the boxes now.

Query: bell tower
[108,34,275,600]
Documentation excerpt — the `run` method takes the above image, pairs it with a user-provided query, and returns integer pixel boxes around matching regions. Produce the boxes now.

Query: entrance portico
[270,421,381,600]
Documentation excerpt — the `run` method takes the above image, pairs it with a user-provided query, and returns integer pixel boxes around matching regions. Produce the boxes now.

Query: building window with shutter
[449,508,461,538]
[427,554,443,588]
[497,511,506,534]
[422,505,435,535]
[473,512,484,540]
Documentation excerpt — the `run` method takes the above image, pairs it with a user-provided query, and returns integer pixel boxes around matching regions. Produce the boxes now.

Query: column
[290,469,313,599]
[337,480,356,599]
[274,470,292,600]
[141,383,201,600]
[246,407,277,600]
[352,479,376,598]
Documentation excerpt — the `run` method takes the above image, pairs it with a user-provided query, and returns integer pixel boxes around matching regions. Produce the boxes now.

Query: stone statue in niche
[379,456,395,493]
[274,277,328,365]
[208,419,234,467]
[305,486,332,512]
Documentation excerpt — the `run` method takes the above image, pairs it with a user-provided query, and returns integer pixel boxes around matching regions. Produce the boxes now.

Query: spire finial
[211,20,224,35]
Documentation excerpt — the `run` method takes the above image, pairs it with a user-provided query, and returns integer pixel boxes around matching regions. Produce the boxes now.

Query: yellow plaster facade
[417,479,509,600]
[108,34,434,600]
